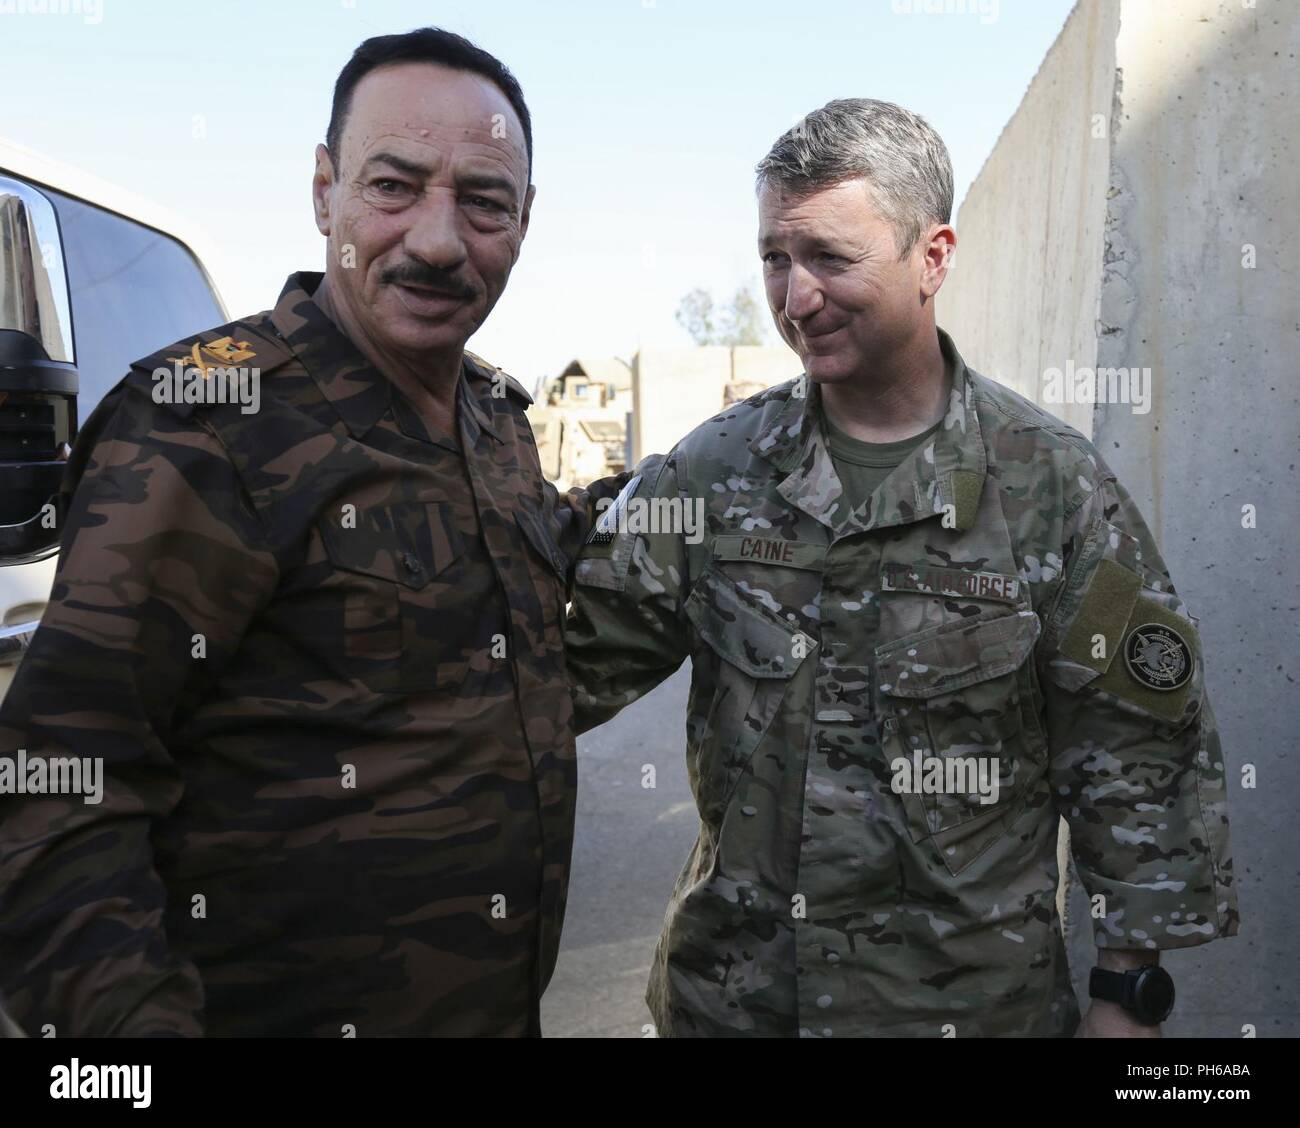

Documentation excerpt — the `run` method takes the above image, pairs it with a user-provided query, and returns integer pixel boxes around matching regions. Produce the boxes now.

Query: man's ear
[312,143,335,237]
[517,183,536,249]
[920,223,956,299]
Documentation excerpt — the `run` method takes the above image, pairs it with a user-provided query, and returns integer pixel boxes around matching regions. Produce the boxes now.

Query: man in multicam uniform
[566,99,1239,1037]
[0,29,620,1036]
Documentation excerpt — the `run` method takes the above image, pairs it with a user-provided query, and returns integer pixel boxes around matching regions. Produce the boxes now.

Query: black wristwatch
[1088,965,1175,1025]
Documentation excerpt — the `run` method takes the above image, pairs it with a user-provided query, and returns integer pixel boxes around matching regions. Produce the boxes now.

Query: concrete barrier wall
[940,0,1119,437]
[940,0,1299,1036]
[1094,0,1300,1038]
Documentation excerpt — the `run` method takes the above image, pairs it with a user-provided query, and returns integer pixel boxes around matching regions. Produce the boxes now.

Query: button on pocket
[875,607,1042,875]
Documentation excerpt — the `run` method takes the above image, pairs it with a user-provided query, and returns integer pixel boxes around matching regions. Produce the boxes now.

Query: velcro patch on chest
[881,562,1021,604]
[712,535,827,572]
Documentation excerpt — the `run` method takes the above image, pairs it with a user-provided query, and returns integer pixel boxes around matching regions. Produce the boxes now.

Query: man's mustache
[381,263,478,301]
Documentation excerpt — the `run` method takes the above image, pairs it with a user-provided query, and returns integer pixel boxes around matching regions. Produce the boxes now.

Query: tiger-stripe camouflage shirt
[0,271,617,1037]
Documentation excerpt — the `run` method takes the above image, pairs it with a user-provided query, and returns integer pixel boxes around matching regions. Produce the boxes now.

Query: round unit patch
[1123,623,1193,691]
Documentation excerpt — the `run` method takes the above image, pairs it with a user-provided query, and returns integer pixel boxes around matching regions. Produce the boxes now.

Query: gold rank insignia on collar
[167,336,257,377]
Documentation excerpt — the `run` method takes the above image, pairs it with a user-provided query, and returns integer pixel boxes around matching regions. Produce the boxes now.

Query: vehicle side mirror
[0,174,78,565]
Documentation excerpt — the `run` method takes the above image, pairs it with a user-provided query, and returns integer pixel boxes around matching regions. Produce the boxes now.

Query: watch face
[1136,967,1175,1022]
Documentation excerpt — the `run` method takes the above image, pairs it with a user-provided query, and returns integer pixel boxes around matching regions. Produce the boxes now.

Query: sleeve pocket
[680,565,811,825]
[683,564,809,679]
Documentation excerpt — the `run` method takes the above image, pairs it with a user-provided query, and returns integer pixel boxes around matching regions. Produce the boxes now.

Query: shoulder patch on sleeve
[586,474,643,547]
[1093,594,1200,724]
[1051,513,1203,728]
[576,454,668,593]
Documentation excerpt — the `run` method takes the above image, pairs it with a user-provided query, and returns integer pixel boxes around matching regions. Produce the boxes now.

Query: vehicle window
[39,185,224,423]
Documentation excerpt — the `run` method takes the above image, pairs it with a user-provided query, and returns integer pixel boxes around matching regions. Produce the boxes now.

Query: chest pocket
[875,607,1043,876]
[682,565,813,826]
[318,500,468,692]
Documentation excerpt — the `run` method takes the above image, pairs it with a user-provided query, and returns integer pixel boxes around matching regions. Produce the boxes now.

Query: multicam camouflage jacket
[566,328,1239,1037]
[0,272,615,1037]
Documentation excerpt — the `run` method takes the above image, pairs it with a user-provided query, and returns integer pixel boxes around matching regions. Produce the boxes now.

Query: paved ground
[540,664,695,1038]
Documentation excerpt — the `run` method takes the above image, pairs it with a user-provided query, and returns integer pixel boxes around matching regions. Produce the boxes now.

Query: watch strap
[1089,967,1131,1006]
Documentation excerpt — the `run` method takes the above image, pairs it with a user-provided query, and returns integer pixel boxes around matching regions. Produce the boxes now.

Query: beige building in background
[630,344,803,463]
[530,357,633,490]
[532,345,802,488]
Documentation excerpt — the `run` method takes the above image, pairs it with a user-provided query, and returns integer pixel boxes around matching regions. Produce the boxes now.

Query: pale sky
[3,0,1075,391]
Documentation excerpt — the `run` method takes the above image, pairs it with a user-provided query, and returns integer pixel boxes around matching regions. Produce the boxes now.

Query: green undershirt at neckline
[821,412,944,467]
[818,403,945,513]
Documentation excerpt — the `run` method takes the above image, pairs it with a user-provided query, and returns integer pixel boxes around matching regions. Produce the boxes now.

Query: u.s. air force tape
[881,562,1021,603]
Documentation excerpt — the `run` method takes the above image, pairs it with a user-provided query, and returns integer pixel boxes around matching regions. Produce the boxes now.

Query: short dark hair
[326,27,533,179]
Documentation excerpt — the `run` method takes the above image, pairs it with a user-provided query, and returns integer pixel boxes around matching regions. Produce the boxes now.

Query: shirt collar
[269,271,501,445]
[459,355,505,445]
[748,327,987,535]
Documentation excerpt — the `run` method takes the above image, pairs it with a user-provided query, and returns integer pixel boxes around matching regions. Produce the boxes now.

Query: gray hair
[755,98,954,258]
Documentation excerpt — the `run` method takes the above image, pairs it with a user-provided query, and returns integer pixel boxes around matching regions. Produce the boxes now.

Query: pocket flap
[319,501,463,590]
[684,566,809,679]
[516,498,570,577]
[876,608,1040,698]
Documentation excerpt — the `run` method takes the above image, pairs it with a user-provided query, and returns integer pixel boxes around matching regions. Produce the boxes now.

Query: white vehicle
[0,139,227,701]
